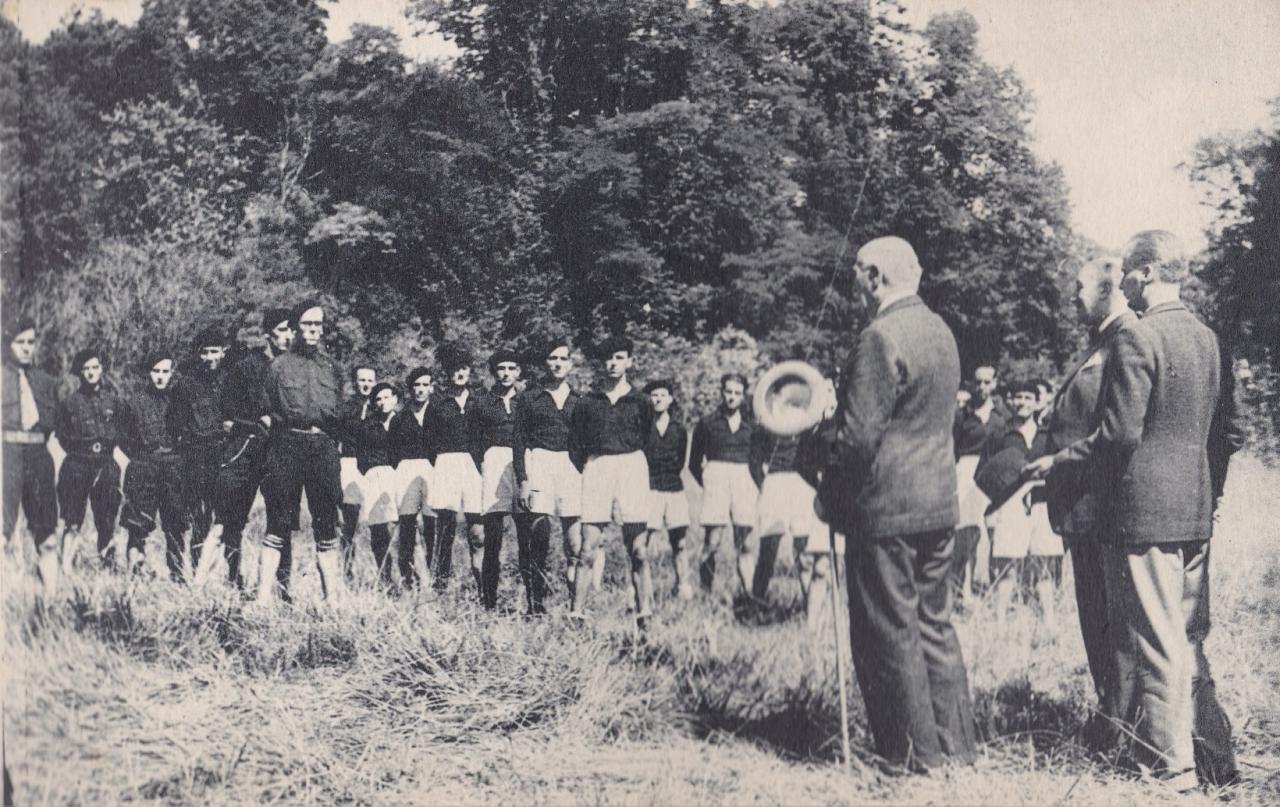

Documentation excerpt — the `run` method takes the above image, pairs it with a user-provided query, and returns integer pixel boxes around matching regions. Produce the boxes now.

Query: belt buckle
[91,441,103,454]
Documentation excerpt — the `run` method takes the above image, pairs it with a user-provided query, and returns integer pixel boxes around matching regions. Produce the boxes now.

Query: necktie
[18,368,39,430]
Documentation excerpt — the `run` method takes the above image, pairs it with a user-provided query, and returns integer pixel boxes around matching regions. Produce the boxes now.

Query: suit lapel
[1052,311,1136,413]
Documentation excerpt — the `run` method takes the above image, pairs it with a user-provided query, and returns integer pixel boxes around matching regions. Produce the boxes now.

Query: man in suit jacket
[1027,231,1241,789]
[1042,256,1136,725]
[821,236,976,772]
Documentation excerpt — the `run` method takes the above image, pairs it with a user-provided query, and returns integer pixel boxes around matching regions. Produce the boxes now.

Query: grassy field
[4,458,1280,805]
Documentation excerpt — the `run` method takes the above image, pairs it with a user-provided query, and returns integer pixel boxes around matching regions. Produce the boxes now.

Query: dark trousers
[845,528,977,771]
[56,452,122,558]
[1067,531,1114,714]
[2,442,57,545]
[217,433,293,592]
[480,513,509,609]
[120,453,186,576]
[262,432,340,552]
[396,515,428,588]
[181,438,223,567]
[949,524,981,592]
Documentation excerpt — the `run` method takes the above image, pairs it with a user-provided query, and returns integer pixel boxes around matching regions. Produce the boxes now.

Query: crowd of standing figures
[2,230,1248,791]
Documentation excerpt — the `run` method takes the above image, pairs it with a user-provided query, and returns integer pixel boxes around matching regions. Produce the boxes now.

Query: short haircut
[262,307,292,332]
[855,236,923,290]
[369,381,398,401]
[973,365,997,380]
[1030,377,1050,393]
[192,325,227,352]
[488,348,521,373]
[350,363,377,382]
[404,366,433,389]
[1122,230,1189,283]
[72,348,103,372]
[1006,379,1039,398]
[596,335,633,359]
[720,372,747,390]
[643,379,676,396]
[289,299,324,328]
[3,316,36,344]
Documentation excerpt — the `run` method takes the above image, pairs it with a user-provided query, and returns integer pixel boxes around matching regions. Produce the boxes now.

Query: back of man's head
[856,236,923,291]
[1122,230,1188,284]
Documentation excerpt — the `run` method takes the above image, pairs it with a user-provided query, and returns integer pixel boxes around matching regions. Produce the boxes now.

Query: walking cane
[828,528,852,771]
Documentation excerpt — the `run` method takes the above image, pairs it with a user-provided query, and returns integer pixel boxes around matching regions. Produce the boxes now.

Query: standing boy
[171,325,229,578]
[339,364,378,576]
[642,379,692,600]
[569,336,654,631]
[119,351,186,578]
[473,349,523,609]
[391,366,435,590]
[689,373,762,597]
[360,381,403,588]
[425,345,484,591]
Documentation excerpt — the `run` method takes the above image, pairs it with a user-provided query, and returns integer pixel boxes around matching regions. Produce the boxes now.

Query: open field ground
[4,458,1280,805]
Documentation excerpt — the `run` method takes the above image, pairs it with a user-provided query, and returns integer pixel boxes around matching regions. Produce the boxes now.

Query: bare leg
[316,548,346,603]
[192,523,224,587]
[256,542,283,604]
[572,523,606,614]
[622,523,653,629]
[36,540,60,599]
[700,525,727,590]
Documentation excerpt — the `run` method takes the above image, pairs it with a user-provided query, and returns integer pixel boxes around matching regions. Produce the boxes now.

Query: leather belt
[3,430,45,445]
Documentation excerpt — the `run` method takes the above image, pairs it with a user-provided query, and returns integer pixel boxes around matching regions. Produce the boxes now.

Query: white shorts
[700,460,758,527]
[525,448,582,518]
[481,446,518,515]
[397,458,434,517]
[647,489,691,531]
[796,522,845,555]
[757,471,822,538]
[360,465,401,525]
[340,456,365,506]
[428,451,482,515]
[581,451,650,525]
[990,484,1063,558]
[955,455,989,529]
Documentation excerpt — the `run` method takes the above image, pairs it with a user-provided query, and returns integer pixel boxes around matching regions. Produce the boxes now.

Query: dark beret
[262,307,292,332]
[643,379,675,395]
[140,349,175,374]
[404,366,433,388]
[369,381,398,401]
[1006,379,1040,398]
[488,348,522,373]
[437,343,471,373]
[289,299,324,328]
[3,316,36,344]
[192,325,228,352]
[71,348,103,372]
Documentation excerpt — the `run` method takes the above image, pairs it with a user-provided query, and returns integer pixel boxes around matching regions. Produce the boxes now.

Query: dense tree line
[1,0,1080,399]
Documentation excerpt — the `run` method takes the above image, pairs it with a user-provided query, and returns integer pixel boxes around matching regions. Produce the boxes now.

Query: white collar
[1096,310,1125,336]
[605,380,632,404]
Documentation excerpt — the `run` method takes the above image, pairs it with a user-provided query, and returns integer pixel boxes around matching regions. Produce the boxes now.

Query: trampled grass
[4,458,1279,804]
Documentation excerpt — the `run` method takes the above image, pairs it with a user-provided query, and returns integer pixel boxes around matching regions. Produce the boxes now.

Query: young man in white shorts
[642,379,693,599]
[753,429,844,628]
[338,364,377,578]
[425,344,485,592]
[689,373,761,597]
[360,382,404,588]
[473,349,523,610]
[569,336,654,632]
[390,366,435,590]
[513,338,583,615]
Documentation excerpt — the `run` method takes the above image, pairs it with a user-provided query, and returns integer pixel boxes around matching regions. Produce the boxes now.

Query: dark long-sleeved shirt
[471,388,519,451]
[357,413,396,472]
[171,366,224,446]
[645,418,687,492]
[390,402,433,465]
[571,386,653,462]
[2,361,58,434]
[688,410,759,485]
[427,390,482,465]
[750,430,801,486]
[512,387,580,482]
[339,397,372,458]
[122,388,178,457]
[263,347,345,434]
[221,348,273,429]
[953,398,1008,458]
[56,383,123,450]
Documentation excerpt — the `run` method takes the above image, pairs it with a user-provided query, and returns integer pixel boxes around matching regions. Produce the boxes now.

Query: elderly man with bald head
[1027,231,1242,789]
[818,236,977,772]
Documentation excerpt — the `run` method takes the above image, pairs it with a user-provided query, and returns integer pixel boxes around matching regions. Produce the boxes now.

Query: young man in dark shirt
[513,338,584,615]
[213,307,295,592]
[119,351,186,579]
[55,348,124,573]
[952,364,1007,595]
[642,379,692,600]
[473,349,523,609]
[570,336,654,631]
[256,301,347,605]
[172,325,228,582]
[339,363,378,578]
[688,373,762,597]
[391,366,435,590]
[360,381,403,588]
[425,344,484,591]
[3,318,61,597]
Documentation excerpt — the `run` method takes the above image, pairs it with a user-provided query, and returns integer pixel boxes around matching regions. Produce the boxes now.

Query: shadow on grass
[973,676,1086,751]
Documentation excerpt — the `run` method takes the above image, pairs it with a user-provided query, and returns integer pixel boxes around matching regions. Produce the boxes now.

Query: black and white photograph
[2,0,1278,803]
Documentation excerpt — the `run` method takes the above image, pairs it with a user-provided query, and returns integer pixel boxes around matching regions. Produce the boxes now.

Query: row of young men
[2,304,839,630]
